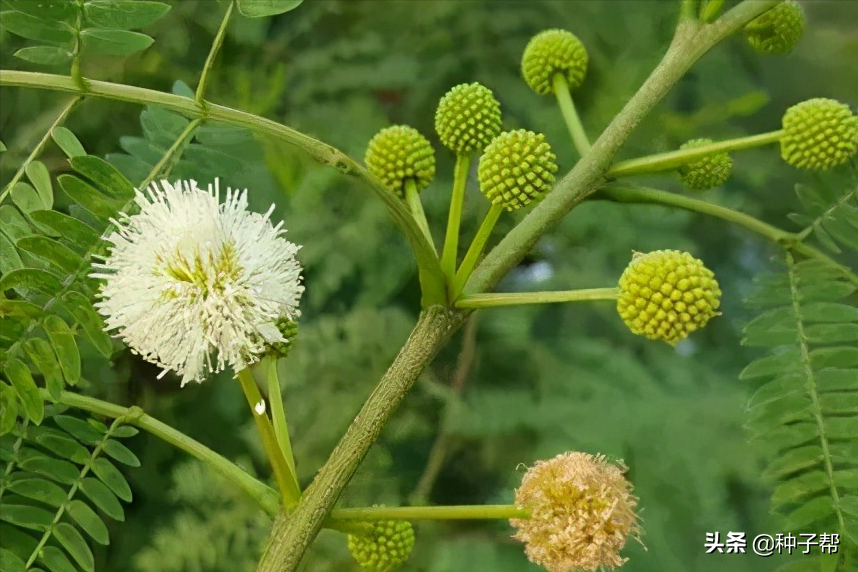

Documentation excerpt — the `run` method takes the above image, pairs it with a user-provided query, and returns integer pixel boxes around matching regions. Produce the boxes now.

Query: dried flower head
[92,179,304,385]
[511,452,641,572]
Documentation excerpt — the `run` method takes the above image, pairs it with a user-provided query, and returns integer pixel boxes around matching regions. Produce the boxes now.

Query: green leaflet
[27,210,101,254]
[66,500,109,545]
[14,45,73,66]
[57,174,122,220]
[83,1,171,30]
[51,127,87,159]
[62,291,114,358]
[90,457,132,502]
[22,338,64,400]
[236,0,304,18]
[10,182,46,213]
[0,232,24,274]
[53,522,95,572]
[16,236,85,277]
[3,359,43,425]
[79,477,124,521]
[70,156,136,200]
[6,478,67,507]
[24,161,53,209]
[0,10,75,46]
[42,316,80,387]
[80,28,154,57]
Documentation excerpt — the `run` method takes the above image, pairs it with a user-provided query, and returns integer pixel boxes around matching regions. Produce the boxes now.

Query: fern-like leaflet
[741,179,858,572]
[0,408,139,572]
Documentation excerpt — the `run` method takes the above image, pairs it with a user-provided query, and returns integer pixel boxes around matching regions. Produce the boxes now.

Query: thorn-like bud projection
[264,317,298,359]
[617,250,721,345]
[478,130,558,211]
[435,82,503,154]
[510,452,641,572]
[347,520,415,572]
[521,29,588,96]
[780,98,858,171]
[744,0,805,55]
[677,138,733,190]
[365,126,436,198]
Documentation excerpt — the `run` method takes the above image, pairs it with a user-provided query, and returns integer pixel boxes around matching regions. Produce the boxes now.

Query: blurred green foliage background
[2,1,857,571]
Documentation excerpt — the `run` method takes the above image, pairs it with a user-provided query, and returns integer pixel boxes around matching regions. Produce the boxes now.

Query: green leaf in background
[0,268,62,298]
[10,182,46,213]
[58,174,120,220]
[27,210,100,253]
[4,0,78,21]
[3,358,43,425]
[25,161,54,209]
[38,544,78,572]
[0,300,44,321]
[91,458,132,502]
[62,291,114,358]
[0,10,75,45]
[13,46,73,66]
[102,439,140,468]
[0,232,24,275]
[7,478,68,508]
[83,1,171,30]
[22,338,64,400]
[53,522,95,572]
[70,156,136,200]
[16,236,84,276]
[0,548,25,572]
[42,316,81,386]
[51,127,87,159]
[54,416,104,445]
[80,29,154,57]
[0,206,34,241]
[0,140,6,151]
[65,500,109,545]
[0,385,19,435]
[236,0,304,18]
[79,478,125,521]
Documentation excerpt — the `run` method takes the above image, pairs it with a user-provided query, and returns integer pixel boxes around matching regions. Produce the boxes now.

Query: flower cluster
[92,179,304,385]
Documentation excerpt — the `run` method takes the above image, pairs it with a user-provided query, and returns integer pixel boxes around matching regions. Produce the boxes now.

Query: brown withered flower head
[510,452,642,572]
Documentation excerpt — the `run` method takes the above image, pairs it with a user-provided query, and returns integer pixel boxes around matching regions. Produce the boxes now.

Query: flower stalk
[405,179,435,253]
[456,288,619,309]
[553,73,591,156]
[441,154,472,280]
[451,203,504,298]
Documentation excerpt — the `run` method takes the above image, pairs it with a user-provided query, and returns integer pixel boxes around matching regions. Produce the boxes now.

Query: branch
[0,70,446,307]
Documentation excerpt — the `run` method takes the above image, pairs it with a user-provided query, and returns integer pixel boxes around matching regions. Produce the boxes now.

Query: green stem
[0,70,446,307]
[700,0,727,22]
[680,0,700,22]
[553,74,591,157]
[451,203,504,299]
[608,130,783,177]
[329,504,529,522]
[195,0,235,104]
[405,179,435,254]
[465,0,783,298]
[44,389,280,516]
[237,368,301,509]
[261,358,298,478]
[0,96,83,205]
[456,288,619,309]
[595,184,858,287]
[440,154,471,280]
[140,117,204,188]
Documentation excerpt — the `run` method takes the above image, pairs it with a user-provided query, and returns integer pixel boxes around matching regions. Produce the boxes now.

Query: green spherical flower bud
[617,250,721,345]
[365,126,435,198]
[478,130,557,211]
[521,29,588,96]
[347,520,415,572]
[780,98,858,171]
[435,82,503,154]
[744,0,805,55]
[264,317,298,359]
[677,138,733,190]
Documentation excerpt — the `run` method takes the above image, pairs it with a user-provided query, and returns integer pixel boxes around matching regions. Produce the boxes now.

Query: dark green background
[1,1,857,571]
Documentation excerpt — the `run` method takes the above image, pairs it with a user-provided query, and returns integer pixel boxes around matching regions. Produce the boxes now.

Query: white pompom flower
[92,179,304,386]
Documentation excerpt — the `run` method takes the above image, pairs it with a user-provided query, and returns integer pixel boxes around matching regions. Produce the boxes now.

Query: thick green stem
[44,389,279,515]
[440,154,472,280]
[0,96,83,205]
[329,504,529,522]
[256,307,463,571]
[607,130,783,177]
[553,74,591,156]
[237,368,301,509]
[0,70,446,307]
[405,180,436,254]
[195,0,235,104]
[456,288,619,309]
[451,203,503,299]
